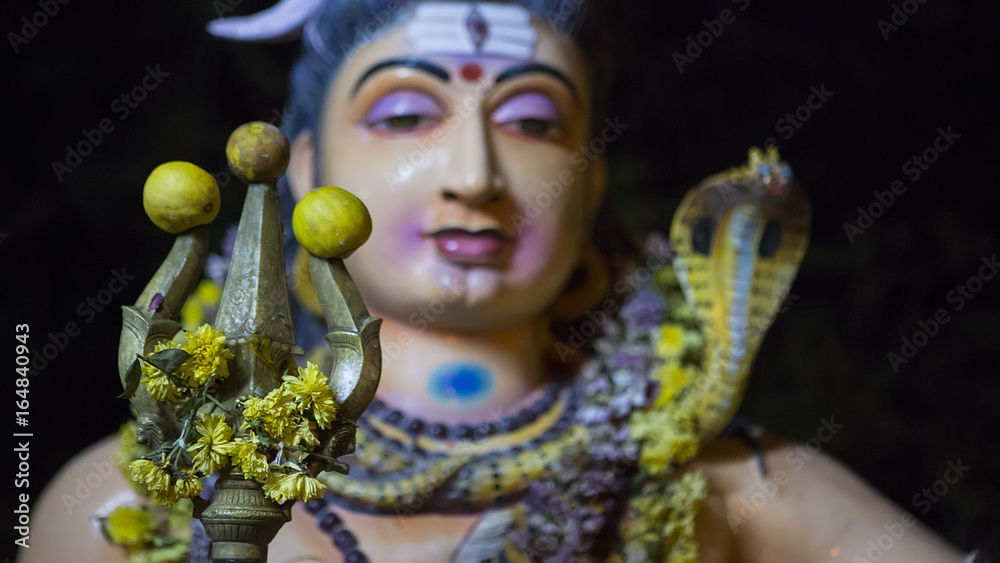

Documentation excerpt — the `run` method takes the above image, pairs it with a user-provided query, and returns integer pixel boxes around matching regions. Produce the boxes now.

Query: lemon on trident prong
[143,162,221,233]
[226,121,290,184]
[293,186,372,258]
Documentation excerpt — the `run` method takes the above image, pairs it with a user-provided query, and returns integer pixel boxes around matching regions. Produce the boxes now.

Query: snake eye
[692,217,716,255]
[758,220,782,258]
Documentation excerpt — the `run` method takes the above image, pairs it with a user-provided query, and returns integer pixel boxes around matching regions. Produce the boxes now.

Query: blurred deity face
[290,2,603,332]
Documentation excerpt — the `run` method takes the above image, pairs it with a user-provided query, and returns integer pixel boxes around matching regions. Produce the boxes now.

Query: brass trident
[117,121,380,562]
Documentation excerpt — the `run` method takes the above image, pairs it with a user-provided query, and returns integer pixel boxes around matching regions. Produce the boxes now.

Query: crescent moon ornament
[670,147,811,442]
[206,0,325,42]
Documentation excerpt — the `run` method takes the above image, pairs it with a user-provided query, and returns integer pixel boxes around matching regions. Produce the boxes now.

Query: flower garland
[124,323,339,507]
[621,263,711,562]
[501,257,711,562]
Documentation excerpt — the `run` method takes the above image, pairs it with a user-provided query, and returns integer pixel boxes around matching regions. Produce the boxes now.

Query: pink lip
[430,228,509,264]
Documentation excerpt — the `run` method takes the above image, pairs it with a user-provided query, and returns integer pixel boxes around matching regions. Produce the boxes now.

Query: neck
[372,314,548,424]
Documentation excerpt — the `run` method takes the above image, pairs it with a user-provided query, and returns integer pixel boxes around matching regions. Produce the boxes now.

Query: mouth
[428,227,511,265]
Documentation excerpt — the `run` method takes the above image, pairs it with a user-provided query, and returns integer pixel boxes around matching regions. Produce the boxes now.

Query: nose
[440,109,504,207]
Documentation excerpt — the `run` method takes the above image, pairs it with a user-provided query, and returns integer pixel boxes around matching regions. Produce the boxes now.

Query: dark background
[4,0,999,560]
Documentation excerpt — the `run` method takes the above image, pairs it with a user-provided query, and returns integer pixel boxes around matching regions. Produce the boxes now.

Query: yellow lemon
[143,162,220,233]
[226,122,290,184]
[293,187,372,258]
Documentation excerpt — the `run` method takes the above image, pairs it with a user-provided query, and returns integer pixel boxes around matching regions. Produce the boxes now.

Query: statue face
[291,4,603,332]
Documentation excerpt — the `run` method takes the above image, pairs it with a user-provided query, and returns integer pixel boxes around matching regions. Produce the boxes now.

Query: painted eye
[758,220,782,258]
[691,217,716,256]
[365,90,444,133]
[491,92,563,140]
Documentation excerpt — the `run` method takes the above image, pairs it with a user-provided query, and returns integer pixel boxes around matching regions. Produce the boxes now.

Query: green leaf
[148,349,192,374]
[255,431,273,449]
[117,359,142,399]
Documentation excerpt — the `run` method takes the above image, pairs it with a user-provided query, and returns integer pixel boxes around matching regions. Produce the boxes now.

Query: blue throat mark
[428,362,494,405]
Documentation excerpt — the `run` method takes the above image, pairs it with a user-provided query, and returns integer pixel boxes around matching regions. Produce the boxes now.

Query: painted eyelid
[491,92,561,124]
[365,90,444,123]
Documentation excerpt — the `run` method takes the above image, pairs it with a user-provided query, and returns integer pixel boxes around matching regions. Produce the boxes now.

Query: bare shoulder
[22,434,138,563]
[684,431,965,562]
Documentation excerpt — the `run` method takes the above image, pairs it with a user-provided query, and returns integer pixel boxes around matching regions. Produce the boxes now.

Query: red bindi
[461,63,483,82]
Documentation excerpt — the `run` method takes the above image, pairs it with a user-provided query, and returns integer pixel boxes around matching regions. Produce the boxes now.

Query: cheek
[508,189,586,282]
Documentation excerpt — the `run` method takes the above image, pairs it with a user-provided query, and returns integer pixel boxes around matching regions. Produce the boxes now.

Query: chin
[366,266,561,333]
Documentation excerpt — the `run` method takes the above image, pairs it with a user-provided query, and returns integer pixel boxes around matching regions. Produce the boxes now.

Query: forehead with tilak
[347,2,581,97]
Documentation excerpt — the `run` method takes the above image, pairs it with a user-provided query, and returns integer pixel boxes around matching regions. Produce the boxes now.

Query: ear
[288,131,316,200]
[587,154,608,221]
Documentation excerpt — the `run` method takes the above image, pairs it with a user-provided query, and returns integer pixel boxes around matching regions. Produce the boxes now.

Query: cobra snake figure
[670,147,811,443]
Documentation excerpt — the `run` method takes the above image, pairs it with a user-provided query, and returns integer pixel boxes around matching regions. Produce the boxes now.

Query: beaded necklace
[308,280,691,561]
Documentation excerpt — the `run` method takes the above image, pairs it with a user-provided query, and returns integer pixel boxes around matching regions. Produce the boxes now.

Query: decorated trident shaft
[117,122,381,562]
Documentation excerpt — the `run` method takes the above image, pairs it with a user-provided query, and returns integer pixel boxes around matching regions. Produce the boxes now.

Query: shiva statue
[26,0,983,561]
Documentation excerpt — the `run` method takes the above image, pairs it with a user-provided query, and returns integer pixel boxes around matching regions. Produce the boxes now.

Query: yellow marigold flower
[129,459,171,493]
[627,471,707,563]
[104,505,154,549]
[142,370,184,403]
[226,439,271,482]
[285,416,320,448]
[263,471,325,503]
[241,388,297,439]
[283,362,339,429]
[654,324,686,360]
[130,458,194,507]
[115,423,151,495]
[664,472,707,563]
[240,396,268,424]
[630,409,699,475]
[174,474,203,500]
[140,341,185,402]
[180,324,234,387]
[187,414,233,475]
[148,484,182,507]
[653,363,692,408]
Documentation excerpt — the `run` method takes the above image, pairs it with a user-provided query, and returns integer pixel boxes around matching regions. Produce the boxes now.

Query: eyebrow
[495,63,578,98]
[352,58,450,96]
